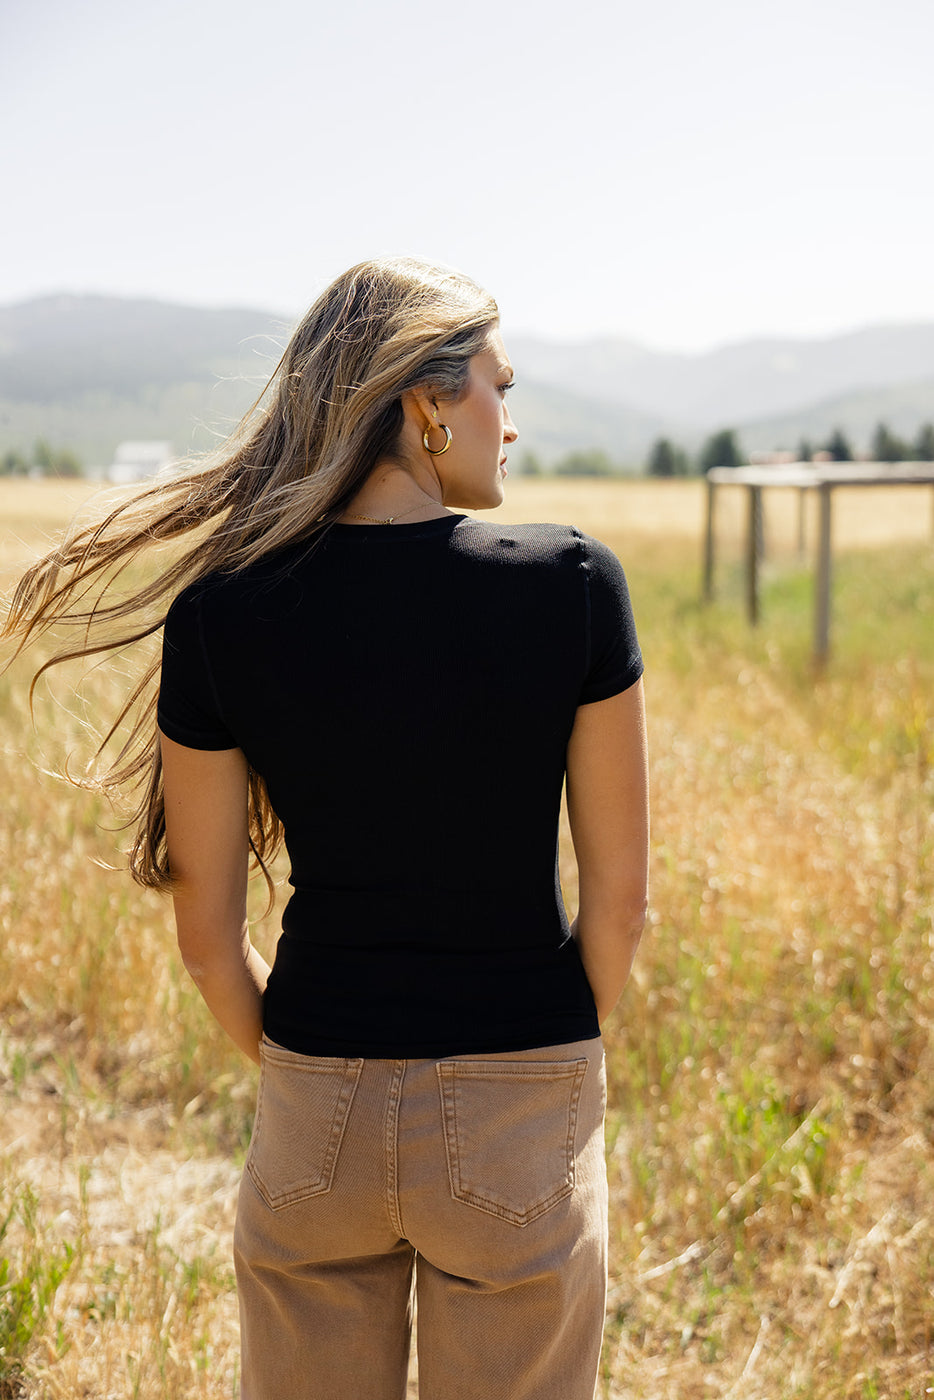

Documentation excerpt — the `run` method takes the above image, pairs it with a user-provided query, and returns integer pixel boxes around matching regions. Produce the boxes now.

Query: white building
[107,440,174,484]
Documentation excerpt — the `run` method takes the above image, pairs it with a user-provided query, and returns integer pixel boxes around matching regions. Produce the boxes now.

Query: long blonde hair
[2,257,499,893]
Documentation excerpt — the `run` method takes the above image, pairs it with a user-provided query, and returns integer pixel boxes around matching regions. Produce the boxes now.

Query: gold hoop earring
[423,423,452,455]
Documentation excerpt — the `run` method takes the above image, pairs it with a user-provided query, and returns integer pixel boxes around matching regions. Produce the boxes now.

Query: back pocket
[246,1040,363,1211]
[437,1058,588,1227]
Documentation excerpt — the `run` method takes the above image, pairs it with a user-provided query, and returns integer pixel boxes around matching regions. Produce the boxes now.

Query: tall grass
[1,479,932,1398]
[596,530,934,1398]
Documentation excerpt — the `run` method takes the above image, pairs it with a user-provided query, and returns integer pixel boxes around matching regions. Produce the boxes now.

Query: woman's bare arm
[160,732,271,1064]
[566,678,649,1025]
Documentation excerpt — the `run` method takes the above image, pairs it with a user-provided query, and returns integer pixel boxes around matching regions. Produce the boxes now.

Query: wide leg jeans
[234,1035,608,1400]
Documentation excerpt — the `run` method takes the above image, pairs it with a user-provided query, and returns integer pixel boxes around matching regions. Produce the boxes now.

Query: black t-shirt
[158,514,643,1056]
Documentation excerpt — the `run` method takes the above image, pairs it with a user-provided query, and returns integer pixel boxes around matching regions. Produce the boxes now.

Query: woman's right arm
[565,677,649,1025]
[160,732,271,1064]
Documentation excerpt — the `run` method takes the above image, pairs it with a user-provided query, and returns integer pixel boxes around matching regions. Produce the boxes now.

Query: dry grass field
[1,476,932,1399]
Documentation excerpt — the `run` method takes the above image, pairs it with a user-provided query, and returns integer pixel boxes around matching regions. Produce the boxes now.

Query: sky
[2,0,933,352]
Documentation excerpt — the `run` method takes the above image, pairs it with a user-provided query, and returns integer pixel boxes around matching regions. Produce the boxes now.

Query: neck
[341,465,447,525]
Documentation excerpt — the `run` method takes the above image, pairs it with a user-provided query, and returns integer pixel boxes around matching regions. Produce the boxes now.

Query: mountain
[0,294,289,467]
[0,294,289,401]
[1,295,932,471]
[509,324,934,430]
[734,376,934,455]
[507,379,668,467]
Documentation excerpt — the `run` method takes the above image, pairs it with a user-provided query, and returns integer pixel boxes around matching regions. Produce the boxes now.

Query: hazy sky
[3,0,932,351]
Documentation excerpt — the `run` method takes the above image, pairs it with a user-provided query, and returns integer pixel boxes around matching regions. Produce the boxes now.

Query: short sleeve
[578,534,644,704]
[157,584,238,750]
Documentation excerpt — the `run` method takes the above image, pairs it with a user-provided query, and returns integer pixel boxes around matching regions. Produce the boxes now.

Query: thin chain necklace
[345,500,442,526]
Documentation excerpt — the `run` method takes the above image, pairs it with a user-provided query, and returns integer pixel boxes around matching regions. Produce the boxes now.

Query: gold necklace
[345,501,441,525]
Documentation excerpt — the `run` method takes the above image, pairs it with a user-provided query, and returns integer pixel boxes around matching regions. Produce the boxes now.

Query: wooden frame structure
[703,462,934,666]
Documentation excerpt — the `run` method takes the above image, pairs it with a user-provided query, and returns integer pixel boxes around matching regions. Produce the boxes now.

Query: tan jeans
[234,1035,608,1400]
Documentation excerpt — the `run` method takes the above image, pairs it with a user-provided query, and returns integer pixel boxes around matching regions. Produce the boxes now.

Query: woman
[4,258,648,1400]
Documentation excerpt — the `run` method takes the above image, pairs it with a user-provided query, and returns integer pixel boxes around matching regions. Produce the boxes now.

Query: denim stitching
[436,1059,588,1227]
[246,1050,363,1210]
[384,1059,406,1238]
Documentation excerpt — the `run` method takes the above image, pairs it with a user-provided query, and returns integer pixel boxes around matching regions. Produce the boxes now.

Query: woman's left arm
[160,732,271,1064]
[566,678,649,1024]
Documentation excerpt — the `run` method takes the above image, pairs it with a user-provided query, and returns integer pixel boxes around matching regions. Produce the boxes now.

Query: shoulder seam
[571,527,593,681]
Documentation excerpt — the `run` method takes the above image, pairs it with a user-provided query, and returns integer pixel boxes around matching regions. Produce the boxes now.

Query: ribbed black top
[158,515,642,1056]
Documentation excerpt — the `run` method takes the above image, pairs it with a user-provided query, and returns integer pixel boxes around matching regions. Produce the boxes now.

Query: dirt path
[0,1031,420,1397]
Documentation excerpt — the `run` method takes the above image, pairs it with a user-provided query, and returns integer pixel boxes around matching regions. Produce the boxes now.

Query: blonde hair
[2,257,499,893]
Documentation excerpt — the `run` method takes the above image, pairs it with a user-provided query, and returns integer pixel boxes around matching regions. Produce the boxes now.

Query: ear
[402,383,442,431]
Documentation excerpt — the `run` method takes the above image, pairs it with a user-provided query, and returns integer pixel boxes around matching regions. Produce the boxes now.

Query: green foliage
[0,450,30,477]
[871,421,909,462]
[822,426,853,461]
[51,449,83,478]
[699,428,743,472]
[34,439,83,477]
[913,421,934,460]
[0,1184,76,1384]
[517,450,544,477]
[31,438,55,472]
[553,448,617,477]
[646,437,690,477]
[797,438,812,462]
[0,442,83,478]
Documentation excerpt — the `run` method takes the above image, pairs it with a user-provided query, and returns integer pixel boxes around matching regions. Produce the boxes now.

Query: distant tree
[913,422,934,461]
[646,437,689,477]
[553,448,616,477]
[1,448,30,476]
[871,421,908,463]
[699,428,743,472]
[822,427,853,462]
[23,438,83,477]
[518,450,544,477]
[797,438,813,463]
[49,447,83,478]
[33,437,55,472]
[647,438,676,477]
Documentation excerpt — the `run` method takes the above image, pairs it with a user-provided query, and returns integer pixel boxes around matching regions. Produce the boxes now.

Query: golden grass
[1,478,933,1398]
[489,476,934,550]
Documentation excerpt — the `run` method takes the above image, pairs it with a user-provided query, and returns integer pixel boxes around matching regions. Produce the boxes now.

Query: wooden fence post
[746,485,761,625]
[814,483,833,667]
[703,476,716,601]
